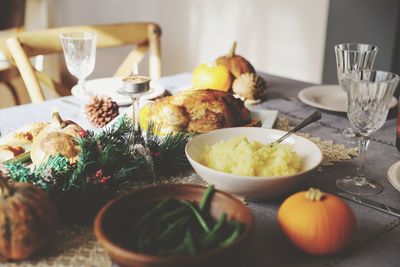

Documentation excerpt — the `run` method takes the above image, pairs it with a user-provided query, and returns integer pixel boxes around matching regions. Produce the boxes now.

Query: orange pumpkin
[277,188,356,255]
[0,177,58,260]
[192,63,233,92]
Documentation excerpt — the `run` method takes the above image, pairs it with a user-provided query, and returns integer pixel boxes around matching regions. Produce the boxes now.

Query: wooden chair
[0,61,21,105]
[0,0,26,105]
[1,22,162,104]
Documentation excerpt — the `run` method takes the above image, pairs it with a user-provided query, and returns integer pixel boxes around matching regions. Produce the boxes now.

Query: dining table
[1,72,400,267]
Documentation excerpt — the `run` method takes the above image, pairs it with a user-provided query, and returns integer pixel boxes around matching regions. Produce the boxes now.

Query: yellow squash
[192,63,233,92]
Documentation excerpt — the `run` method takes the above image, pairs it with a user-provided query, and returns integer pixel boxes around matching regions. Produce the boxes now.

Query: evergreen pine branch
[145,122,162,150]
[5,162,36,183]
[146,123,193,176]
[5,154,73,193]
[66,131,100,191]
[34,154,73,177]
[4,116,193,195]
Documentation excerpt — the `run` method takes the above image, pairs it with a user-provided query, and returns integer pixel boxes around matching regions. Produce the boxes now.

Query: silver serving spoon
[271,111,321,145]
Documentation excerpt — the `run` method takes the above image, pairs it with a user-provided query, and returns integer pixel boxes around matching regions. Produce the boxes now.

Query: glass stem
[78,78,86,96]
[132,96,140,130]
[355,136,370,185]
[78,78,86,113]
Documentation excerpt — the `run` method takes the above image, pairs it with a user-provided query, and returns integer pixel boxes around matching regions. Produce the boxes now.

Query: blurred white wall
[53,0,329,83]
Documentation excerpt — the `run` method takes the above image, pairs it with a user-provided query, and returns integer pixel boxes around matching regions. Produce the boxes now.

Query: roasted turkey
[144,89,251,133]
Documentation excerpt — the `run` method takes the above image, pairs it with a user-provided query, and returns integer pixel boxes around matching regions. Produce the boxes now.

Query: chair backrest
[2,22,162,103]
[0,0,26,105]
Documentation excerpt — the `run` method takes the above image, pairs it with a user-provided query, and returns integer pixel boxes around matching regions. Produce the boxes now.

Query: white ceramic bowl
[185,127,323,200]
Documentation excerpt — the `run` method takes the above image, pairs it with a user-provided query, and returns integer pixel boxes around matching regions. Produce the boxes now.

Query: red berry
[100,178,109,185]
[152,152,161,158]
[23,132,33,141]
[78,129,87,138]
[95,169,103,178]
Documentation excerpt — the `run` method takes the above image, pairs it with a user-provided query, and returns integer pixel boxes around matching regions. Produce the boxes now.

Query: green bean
[148,207,187,239]
[156,215,191,245]
[201,213,227,246]
[136,205,190,251]
[137,227,151,252]
[162,228,197,256]
[220,221,243,248]
[145,205,190,245]
[135,199,171,233]
[135,199,173,252]
[184,229,196,255]
[158,240,187,256]
[132,185,244,256]
[154,206,189,226]
[180,200,210,233]
[199,185,214,211]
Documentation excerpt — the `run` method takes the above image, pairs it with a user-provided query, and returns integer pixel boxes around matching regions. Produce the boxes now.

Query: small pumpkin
[30,111,83,165]
[0,177,58,260]
[192,63,233,92]
[216,42,255,78]
[277,188,356,255]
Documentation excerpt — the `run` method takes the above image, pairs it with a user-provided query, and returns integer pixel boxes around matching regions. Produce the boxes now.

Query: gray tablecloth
[1,73,400,267]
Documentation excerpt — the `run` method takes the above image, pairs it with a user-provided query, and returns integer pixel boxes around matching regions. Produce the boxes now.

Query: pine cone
[85,96,119,128]
[232,72,267,100]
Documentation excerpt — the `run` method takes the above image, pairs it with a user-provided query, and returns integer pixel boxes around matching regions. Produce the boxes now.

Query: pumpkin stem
[305,188,325,201]
[51,111,66,129]
[0,176,11,198]
[228,41,237,57]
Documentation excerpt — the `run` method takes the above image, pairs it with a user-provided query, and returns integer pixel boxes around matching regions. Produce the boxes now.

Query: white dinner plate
[388,160,400,192]
[71,77,166,106]
[298,85,397,113]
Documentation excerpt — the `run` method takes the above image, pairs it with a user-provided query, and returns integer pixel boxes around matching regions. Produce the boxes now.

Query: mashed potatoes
[201,136,302,176]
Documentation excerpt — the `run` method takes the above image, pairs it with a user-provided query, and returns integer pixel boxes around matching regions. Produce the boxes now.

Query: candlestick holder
[117,75,151,130]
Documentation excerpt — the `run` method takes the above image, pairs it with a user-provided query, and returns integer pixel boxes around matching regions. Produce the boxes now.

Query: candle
[120,75,151,95]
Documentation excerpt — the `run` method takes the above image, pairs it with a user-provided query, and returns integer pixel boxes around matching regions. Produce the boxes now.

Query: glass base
[342,127,356,138]
[336,177,383,196]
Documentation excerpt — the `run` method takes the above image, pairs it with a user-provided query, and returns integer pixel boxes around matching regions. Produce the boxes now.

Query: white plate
[388,160,400,192]
[298,85,397,113]
[71,77,166,106]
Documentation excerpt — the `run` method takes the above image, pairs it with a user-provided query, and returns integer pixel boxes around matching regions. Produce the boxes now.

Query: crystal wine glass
[336,70,400,196]
[59,32,97,110]
[334,43,378,137]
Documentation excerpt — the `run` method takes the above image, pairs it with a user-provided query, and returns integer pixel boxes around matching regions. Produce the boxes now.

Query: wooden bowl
[94,184,254,267]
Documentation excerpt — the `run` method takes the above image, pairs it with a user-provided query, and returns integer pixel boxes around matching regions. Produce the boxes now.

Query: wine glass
[334,43,378,137]
[336,70,400,196]
[59,32,97,110]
